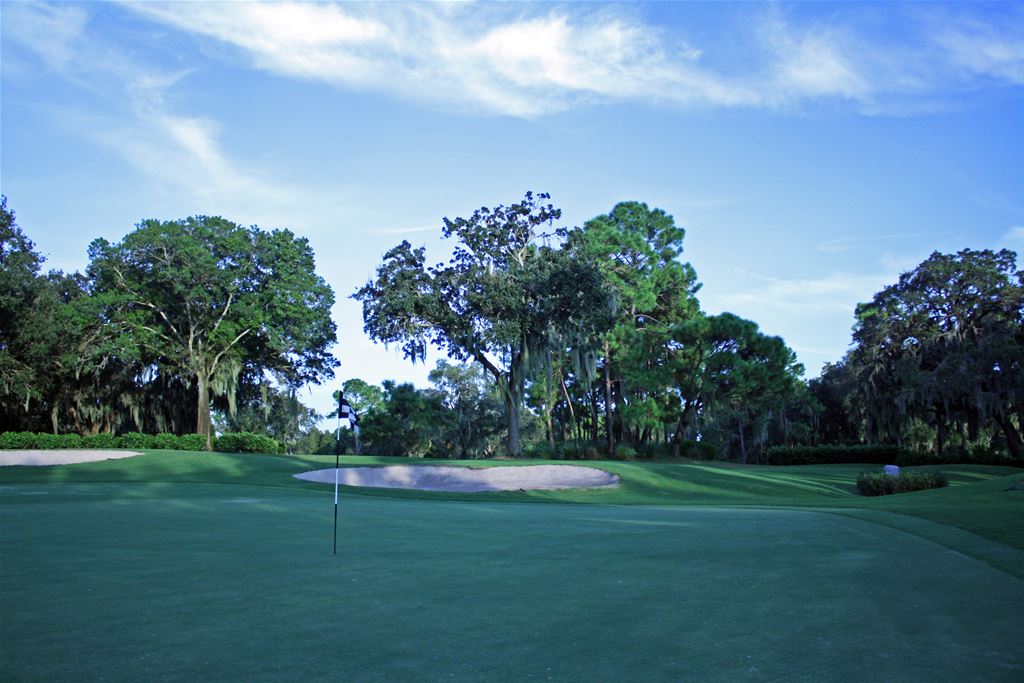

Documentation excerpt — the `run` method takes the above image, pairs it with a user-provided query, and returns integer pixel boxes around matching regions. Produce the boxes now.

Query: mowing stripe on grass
[2,483,1021,682]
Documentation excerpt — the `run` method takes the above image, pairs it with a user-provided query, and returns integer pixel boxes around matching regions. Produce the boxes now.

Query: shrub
[53,433,84,449]
[856,469,949,496]
[116,432,153,449]
[150,433,180,450]
[177,434,209,451]
[215,432,281,454]
[81,433,117,449]
[0,431,38,449]
[615,445,637,461]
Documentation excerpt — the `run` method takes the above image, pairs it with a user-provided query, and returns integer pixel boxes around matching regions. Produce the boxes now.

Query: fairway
[2,478,1022,681]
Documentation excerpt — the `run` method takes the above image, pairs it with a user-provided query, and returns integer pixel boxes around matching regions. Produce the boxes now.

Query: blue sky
[2,1,1023,419]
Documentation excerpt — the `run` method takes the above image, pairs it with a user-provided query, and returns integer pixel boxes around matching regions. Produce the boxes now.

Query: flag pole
[333,390,342,556]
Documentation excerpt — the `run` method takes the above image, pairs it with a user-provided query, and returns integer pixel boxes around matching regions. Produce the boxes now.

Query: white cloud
[3,2,311,225]
[116,2,1024,118]
[722,269,895,314]
[932,16,1024,84]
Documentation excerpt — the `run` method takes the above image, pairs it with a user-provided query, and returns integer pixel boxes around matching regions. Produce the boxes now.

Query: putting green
[2,482,1021,681]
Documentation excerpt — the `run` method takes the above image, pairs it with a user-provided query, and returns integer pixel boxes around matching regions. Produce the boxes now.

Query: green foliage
[849,248,1023,458]
[0,431,34,449]
[86,216,338,444]
[339,378,384,416]
[81,433,117,449]
[856,469,949,496]
[355,192,613,456]
[116,432,152,449]
[615,444,638,460]
[214,432,282,454]
[215,384,321,453]
[360,381,446,458]
[429,360,505,459]
[151,433,180,450]
[176,434,209,452]
[766,445,908,466]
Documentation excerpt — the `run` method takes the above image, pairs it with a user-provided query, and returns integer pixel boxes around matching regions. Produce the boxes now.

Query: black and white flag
[339,397,359,430]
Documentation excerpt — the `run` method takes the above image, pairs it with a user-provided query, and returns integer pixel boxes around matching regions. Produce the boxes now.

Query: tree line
[0,198,337,449]
[2,193,1021,462]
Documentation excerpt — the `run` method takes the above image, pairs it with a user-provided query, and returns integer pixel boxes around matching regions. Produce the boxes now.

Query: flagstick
[333,393,342,556]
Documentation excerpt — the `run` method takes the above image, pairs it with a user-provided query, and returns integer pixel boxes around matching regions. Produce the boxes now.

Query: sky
[2,1,1023,420]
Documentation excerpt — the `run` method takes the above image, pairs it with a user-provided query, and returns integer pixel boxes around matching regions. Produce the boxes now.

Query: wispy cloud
[1002,226,1024,247]
[3,3,309,225]
[723,269,896,314]
[121,2,1024,118]
[817,232,939,253]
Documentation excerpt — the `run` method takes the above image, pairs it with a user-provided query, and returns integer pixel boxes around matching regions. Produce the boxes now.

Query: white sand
[293,464,620,492]
[0,450,142,466]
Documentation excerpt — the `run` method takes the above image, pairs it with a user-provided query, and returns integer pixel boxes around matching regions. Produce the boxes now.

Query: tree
[339,378,384,416]
[430,359,504,459]
[87,216,338,447]
[850,248,1024,458]
[569,201,700,454]
[359,381,445,457]
[0,197,43,424]
[354,192,611,456]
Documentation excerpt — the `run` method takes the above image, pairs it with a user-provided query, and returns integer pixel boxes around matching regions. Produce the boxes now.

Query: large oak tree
[87,216,338,447]
[354,192,610,456]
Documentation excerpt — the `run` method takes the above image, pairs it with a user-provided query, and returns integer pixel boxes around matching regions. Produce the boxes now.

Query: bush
[856,469,949,496]
[116,432,153,449]
[151,433,180,450]
[81,433,117,449]
[215,432,281,454]
[0,431,38,449]
[53,433,84,449]
[177,434,209,451]
[615,445,637,461]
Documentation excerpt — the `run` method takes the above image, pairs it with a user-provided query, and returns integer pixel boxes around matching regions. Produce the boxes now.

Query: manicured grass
[2,452,1022,680]
[4,451,1021,553]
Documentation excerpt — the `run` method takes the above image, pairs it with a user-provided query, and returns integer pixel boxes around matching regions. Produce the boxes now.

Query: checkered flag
[339,396,359,428]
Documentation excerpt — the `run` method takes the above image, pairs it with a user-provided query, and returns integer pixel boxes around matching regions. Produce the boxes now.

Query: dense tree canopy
[5,192,1020,465]
[355,192,612,456]
[849,249,1023,457]
[86,216,338,446]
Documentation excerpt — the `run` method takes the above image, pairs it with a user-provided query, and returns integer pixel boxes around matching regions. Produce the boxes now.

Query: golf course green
[2,451,1022,681]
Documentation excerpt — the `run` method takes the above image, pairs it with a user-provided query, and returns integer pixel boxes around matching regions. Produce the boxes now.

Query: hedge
[0,431,207,452]
[766,444,1022,467]
[765,445,907,466]
[214,432,282,454]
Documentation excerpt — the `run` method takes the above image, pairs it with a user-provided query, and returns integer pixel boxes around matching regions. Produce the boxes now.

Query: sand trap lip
[294,464,620,492]
[0,450,143,466]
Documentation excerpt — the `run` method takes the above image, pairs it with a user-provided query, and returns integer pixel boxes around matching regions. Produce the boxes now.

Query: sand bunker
[0,450,142,466]
[294,464,620,492]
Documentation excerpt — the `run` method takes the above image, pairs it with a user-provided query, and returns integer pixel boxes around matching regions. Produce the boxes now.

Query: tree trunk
[997,414,1024,460]
[505,393,521,457]
[589,388,599,442]
[737,414,748,463]
[603,341,615,458]
[196,372,212,450]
